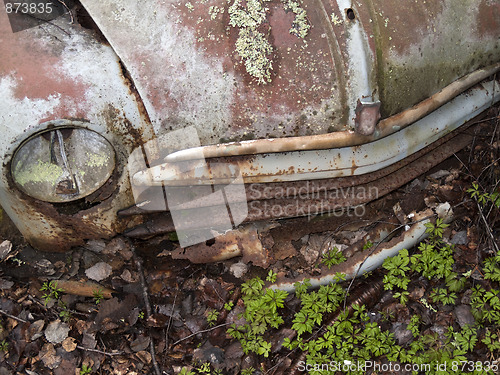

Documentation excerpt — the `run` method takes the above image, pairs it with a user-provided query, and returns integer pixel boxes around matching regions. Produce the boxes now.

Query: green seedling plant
[467,182,500,208]
[228,277,288,357]
[224,301,234,311]
[482,329,500,353]
[40,280,64,305]
[240,367,255,375]
[79,364,92,375]
[430,287,457,306]
[266,269,277,282]
[92,288,104,304]
[483,253,500,282]
[224,206,500,374]
[0,339,8,352]
[321,246,347,268]
[206,309,219,327]
[179,367,195,375]
[470,285,500,325]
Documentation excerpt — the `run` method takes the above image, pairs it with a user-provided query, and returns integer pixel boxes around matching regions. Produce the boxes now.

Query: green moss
[228,0,310,84]
[14,161,63,186]
[379,49,499,117]
[86,153,109,168]
[282,0,310,39]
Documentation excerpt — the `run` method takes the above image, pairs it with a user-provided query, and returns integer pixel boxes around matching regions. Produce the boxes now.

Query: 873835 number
[5,2,53,14]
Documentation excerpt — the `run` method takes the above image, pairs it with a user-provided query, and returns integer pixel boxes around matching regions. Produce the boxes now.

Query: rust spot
[354,100,381,135]
[351,159,358,175]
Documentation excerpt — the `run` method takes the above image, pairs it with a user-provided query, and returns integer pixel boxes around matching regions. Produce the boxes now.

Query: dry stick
[171,323,231,346]
[476,201,500,254]
[76,345,123,357]
[0,309,27,323]
[132,248,162,375]
[56,0,74,23]
[453,152,500,254]
[164,288,178,352]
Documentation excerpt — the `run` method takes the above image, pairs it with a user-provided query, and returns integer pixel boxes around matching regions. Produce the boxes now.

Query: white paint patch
[55,29,147,131]
[0,76,61,150]
[335,0,375,125]
[80,0,236,144]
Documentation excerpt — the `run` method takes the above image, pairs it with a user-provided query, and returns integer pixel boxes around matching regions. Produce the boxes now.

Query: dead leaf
[45,320,69,344]
[85,262,112,282]
[28,320,44,341]
[136,350,152,364]
[39,343,62,369]
[130,335,150,352]
[62,337,77,352]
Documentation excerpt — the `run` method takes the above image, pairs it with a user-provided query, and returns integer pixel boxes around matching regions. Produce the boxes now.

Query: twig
[476,201,500,254]
[132,245,161,375]
[56,0,74,23]
[0,309,27,323]
[171,323,231,346]
[164,288,178,352]
[76,345,123,356]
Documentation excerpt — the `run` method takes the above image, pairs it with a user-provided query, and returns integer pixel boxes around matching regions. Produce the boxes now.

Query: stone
[85,262,112,282]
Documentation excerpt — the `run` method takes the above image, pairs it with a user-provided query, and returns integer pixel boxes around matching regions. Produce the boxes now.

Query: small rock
[428,170,450,180]
[0,240,12,261]
[436,202,452,219]
[45,320,70,344]
[34,259,55,276]
[120,269,137,283]
[0,278,13,290]
[82,333,97,349]
[450,231,468,245]
[454,305,475,328]
[392,322,413,346]
[85,239,106,253]
[229,262,248,278]
[85,262,112,282]
[103,237,127,256]
[193,342,225,367]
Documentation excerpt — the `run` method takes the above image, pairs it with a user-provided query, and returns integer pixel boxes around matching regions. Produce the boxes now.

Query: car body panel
[0,11,154,251]
[0,0,499,251]
[80,0,500,145]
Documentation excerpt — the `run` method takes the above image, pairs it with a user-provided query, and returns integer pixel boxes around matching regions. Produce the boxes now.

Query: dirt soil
[1,106,500,375]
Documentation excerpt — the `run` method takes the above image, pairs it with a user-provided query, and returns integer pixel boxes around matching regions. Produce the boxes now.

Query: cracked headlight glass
[11,127,116,203]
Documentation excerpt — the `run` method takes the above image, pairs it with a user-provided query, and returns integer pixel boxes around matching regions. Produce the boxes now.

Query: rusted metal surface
[171,224,270,267]
[124,120,476,239]
[135,77,500,185]
[1,0,499,252]
[0,10,154,251]
[270,203,453,291]
[163,64,500,161]
[79,0,500,146]
[120,117,475,216]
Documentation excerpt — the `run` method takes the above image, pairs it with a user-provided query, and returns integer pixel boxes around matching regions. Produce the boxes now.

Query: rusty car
[0,0,499,282]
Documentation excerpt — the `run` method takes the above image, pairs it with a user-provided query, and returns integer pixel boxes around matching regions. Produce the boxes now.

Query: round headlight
[11,127,116,203]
